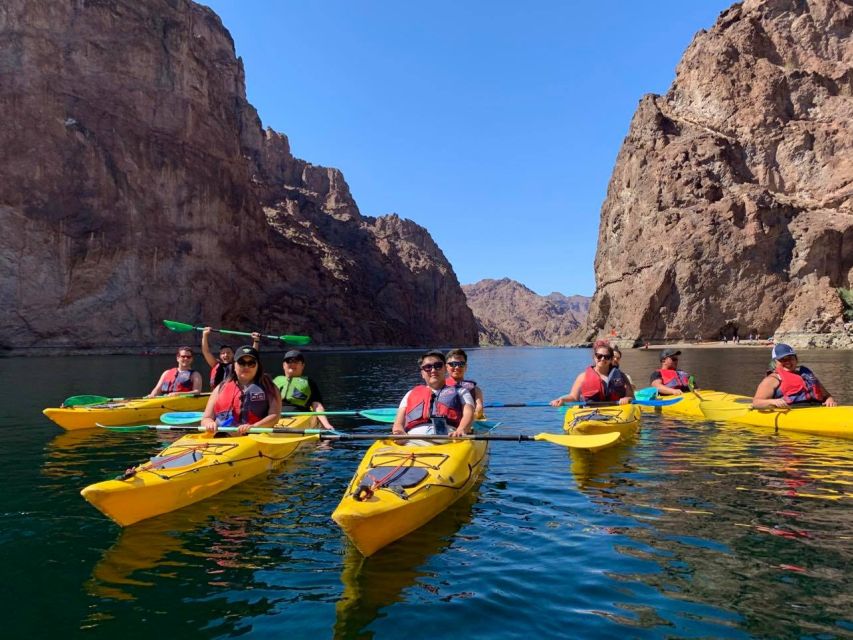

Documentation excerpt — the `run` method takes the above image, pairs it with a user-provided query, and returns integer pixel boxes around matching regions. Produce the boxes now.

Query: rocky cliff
[580,0,853,348]
[462,278,590,345]
[0,0,477,352]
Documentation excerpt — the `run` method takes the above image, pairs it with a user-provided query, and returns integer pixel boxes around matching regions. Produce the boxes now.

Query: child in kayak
[752,343,837,409]
[444,348,485,419]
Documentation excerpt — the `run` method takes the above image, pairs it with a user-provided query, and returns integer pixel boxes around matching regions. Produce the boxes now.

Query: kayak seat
[149,449,204,469]
[362,466,429,489]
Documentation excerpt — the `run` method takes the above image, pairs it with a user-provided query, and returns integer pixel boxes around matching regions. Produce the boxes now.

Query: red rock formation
[580,0,853,348]
[0,0,476,352]
[463,278,589,345]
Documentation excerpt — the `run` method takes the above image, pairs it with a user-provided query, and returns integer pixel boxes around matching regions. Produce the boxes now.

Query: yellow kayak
[81,416,316,526]
[699,399,853,439]
[639,389,750,418]
[332,437,488,557]
[563,404,640,444]
[43,394,209,430]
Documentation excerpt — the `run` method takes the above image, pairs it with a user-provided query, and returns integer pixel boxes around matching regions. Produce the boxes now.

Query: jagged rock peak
[579,0,853,349]
[463,278,590,346]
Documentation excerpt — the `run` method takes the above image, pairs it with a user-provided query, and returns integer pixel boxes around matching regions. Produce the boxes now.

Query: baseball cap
[660,348,682,361]
[283,350,304,361]
[771,343,796,360]
[235,346,259,360]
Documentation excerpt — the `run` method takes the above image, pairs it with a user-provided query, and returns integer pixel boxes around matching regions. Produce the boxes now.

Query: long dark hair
[221,358,279,400]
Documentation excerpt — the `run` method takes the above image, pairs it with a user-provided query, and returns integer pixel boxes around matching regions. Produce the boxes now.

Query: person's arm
[392,392,409,435]
[201,327,217,368]
[816,377,837,407]
[550,373,583,407]
[310,401,335,430]
[651,372,681,396]
[201,387,221,433]
[620,378,635,405]
[451,403,475,437]
[473,386,485,419]
[146,372,167,398]
[190,371,203,393]
[752,375,788,409]
[251,332,261,350]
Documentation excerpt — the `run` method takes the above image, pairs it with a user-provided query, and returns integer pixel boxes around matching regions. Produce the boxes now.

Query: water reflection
[333,488,479,639]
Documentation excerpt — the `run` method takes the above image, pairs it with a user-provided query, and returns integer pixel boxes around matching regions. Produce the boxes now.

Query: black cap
[235,345,259,360]
[420,349,446,362]
[660,348,682,361]
[283,350,304,361]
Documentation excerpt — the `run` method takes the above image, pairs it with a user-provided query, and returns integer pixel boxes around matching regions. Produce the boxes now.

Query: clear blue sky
[202,0,729,296]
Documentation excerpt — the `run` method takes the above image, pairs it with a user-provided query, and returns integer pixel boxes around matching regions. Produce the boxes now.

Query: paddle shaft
[163,319,309,344]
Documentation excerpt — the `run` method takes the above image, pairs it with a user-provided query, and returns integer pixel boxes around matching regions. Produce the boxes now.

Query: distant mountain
[462,278,591,346]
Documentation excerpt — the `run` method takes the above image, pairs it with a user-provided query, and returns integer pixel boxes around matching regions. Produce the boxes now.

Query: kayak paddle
[63,394,133,407]
[159,407,399,425]
[98,423,621,450]
[163,319,311,346]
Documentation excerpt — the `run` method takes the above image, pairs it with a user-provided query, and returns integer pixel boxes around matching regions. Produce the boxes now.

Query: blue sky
[202,1,729,296]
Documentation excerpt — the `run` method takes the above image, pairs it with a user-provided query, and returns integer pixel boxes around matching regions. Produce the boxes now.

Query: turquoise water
[3,347,853,638]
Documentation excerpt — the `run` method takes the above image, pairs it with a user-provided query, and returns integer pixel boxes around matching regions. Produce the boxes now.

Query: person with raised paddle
[146,346,203,397]
[649,348,694,396]
[550,339,634,407]
[201,327,261,389]
[392,349,476,438]
[200,346,282,435]
[272,350,335,430]
[752,343,837,409]
[445,348,486,419]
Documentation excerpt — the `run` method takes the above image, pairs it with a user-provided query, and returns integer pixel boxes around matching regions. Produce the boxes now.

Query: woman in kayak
[550,340,634,406]
[444,348,485,419]
[752,343,837,409]
[200,346,282,435]
[146,346,203,397]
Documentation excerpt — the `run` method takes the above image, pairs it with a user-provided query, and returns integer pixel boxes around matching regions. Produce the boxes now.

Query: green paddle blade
[358,408,399,423]
[163,319,196,332]
[96,423,151,432]
[160,412,204,425]
[63,394,114,407]
[279,334,311,345]
[534,431,621,450]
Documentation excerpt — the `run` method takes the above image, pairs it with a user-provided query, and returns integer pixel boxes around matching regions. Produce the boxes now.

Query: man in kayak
[611,346,634,386]
[272,350,335,430]
[650,348,693,396]
[392,350,475,438]
[550,340,634,406]
[201,346,282,435]
[445,348,485,419]
[752,343,837,408]
[201,327,261,390]
[146,346,203,397]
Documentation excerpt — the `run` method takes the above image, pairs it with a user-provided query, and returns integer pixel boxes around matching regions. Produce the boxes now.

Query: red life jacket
[161,368,197,394]
[213,379,271,426]
[209,362,233,388]
[404,385,463,432]
[579,366,629,402]
[446,377,477,393]
[773,365,826,404]
[657,368,691,391]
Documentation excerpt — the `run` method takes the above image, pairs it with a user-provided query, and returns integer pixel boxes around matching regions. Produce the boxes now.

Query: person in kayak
[445,348,485,419]
[650,348,693,396]
[200,346,282,435]
[201,327,261,389]
[272,350,335,430]
[392,350,475,438]
[146,346,203,397]
[611,346,634,386]
[752,343,837,409]
[550,340,634,406]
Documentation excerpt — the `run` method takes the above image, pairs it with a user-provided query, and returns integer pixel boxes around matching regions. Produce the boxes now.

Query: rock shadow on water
[332,487,480,640]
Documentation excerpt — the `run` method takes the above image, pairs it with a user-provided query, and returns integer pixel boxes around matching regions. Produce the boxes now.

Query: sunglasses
[236,359,258,367]
[594,353,612,360]
[284,358,304,364]
[420,362,445,372]
[178,354,193,359]
[447,361,467,368]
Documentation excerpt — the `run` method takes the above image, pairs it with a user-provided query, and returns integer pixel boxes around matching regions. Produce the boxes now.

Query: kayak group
[43,332,846,557]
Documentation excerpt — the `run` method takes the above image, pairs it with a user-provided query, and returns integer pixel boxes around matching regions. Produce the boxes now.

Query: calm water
[3,347,853,638]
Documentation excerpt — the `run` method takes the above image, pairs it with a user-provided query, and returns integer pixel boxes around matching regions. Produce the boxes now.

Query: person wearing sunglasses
[649,348,693,396]
[146,346,203,397]
[444,348,486,419]
[392,350,475,438]
[752,343,836,409]
[550,339,634,407]
[611,346,634,386]
[201,326,261,389]
[201,346,282,435]
[272,350,335,430]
